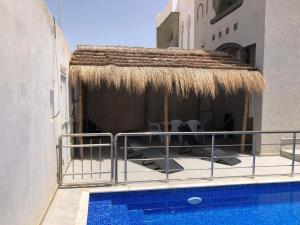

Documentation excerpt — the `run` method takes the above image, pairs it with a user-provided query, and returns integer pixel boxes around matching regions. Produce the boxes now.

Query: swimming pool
[87,182,300,225]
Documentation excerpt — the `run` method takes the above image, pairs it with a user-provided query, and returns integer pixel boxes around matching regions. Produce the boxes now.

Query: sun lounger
[127,137,184,174]
[178,125,241,166]
[140,148,183,173]
[189,147,241,166]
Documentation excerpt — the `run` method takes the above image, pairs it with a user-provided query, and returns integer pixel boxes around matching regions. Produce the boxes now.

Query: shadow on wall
[82,85,246,134]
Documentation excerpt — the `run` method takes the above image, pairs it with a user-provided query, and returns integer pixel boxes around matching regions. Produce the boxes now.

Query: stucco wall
[193,0,267,134]
[158,0,267,132]
[197,0,266,54]
[174,0,266,61]
[178,0,196,49]
[156,0,179,27]
[260,0,300,153]
[0,1,70,225]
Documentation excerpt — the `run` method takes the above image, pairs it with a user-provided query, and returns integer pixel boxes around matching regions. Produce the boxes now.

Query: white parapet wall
[0,0,70,225]
[156,0,179,28]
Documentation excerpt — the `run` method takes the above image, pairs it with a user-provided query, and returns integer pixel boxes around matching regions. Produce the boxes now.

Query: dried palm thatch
[70,45,266,98]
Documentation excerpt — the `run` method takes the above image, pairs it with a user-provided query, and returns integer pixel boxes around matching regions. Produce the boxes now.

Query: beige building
[156,0,300,153]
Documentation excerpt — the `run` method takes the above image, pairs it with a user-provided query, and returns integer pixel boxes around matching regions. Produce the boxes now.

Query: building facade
[156,0,300,153]
[0,1,70,225]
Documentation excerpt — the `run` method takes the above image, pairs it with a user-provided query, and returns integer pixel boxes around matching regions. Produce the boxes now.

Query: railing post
[166,134,170,183]
[99,138,102,179]
[81,134,84,179]
[58,136,63,186]
[124,136,128,185]
[252,133,256,179]
[291,132,297,177]
[72,141,75,180]
[90,139,93,178]
[210,135,215,181]
[114,136,118,185]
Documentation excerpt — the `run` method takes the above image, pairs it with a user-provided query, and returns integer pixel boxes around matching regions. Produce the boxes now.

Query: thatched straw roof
[70,45,266,98]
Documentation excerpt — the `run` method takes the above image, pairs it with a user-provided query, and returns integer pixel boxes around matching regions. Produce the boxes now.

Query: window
[219,31,222,38]
[197,4,204,21]
[234,22,238,31]
[226,27,230,34]
[211,0,244,24]
[212,34,215,41]
[214,0,241,14]
[216,43,243,59]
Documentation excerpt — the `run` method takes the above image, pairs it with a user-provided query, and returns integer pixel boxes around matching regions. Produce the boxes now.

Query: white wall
[175,0,267,69]
[158,0,300,153]
[156,0,179,27]
[0,1,70,225]
[175,0,266,71]
[196,0,267,133]
[178,0,195,49]
[194,0,215,49]
[177,0,267,133]
[260,0,300,152]
[199,0,266,54]
[176,0,267,53]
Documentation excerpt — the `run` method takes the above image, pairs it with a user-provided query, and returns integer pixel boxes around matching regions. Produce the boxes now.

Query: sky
[45,0,169,50]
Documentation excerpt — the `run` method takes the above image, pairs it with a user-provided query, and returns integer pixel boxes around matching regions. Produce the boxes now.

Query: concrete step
[280,136,300,161]
[281,137,300,146]
[280,148,300,162]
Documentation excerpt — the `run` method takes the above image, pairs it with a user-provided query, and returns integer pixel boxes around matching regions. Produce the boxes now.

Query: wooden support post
[78,80,84,158]
[241,93,250,153]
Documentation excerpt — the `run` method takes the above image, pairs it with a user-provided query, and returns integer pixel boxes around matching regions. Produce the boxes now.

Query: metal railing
[115,131,300,185]
[57,130,300,187]
[58,133,114,187]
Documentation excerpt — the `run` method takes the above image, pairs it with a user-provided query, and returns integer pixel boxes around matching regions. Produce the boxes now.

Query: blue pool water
[87,182,300,225]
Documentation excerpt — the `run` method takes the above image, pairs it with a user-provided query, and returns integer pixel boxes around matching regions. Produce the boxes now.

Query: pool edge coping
[74,191,89,225]
[88,177,300,193]
[78,177,300,225]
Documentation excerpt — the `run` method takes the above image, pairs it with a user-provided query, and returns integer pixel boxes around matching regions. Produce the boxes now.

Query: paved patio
[61,147,300,185]
[41,149,300,225]
[42,174,300,225]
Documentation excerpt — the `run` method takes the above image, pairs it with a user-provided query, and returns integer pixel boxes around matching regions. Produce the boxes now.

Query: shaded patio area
[59,45,272,187]
[70,46,266,156]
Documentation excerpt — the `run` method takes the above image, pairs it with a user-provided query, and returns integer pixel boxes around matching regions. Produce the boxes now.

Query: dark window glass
[219,31,222,38]
[234,22,238,31]
[212,34,216,41]
[211,0,243,24]
[226,27,230,34]
[213,0,239,15]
